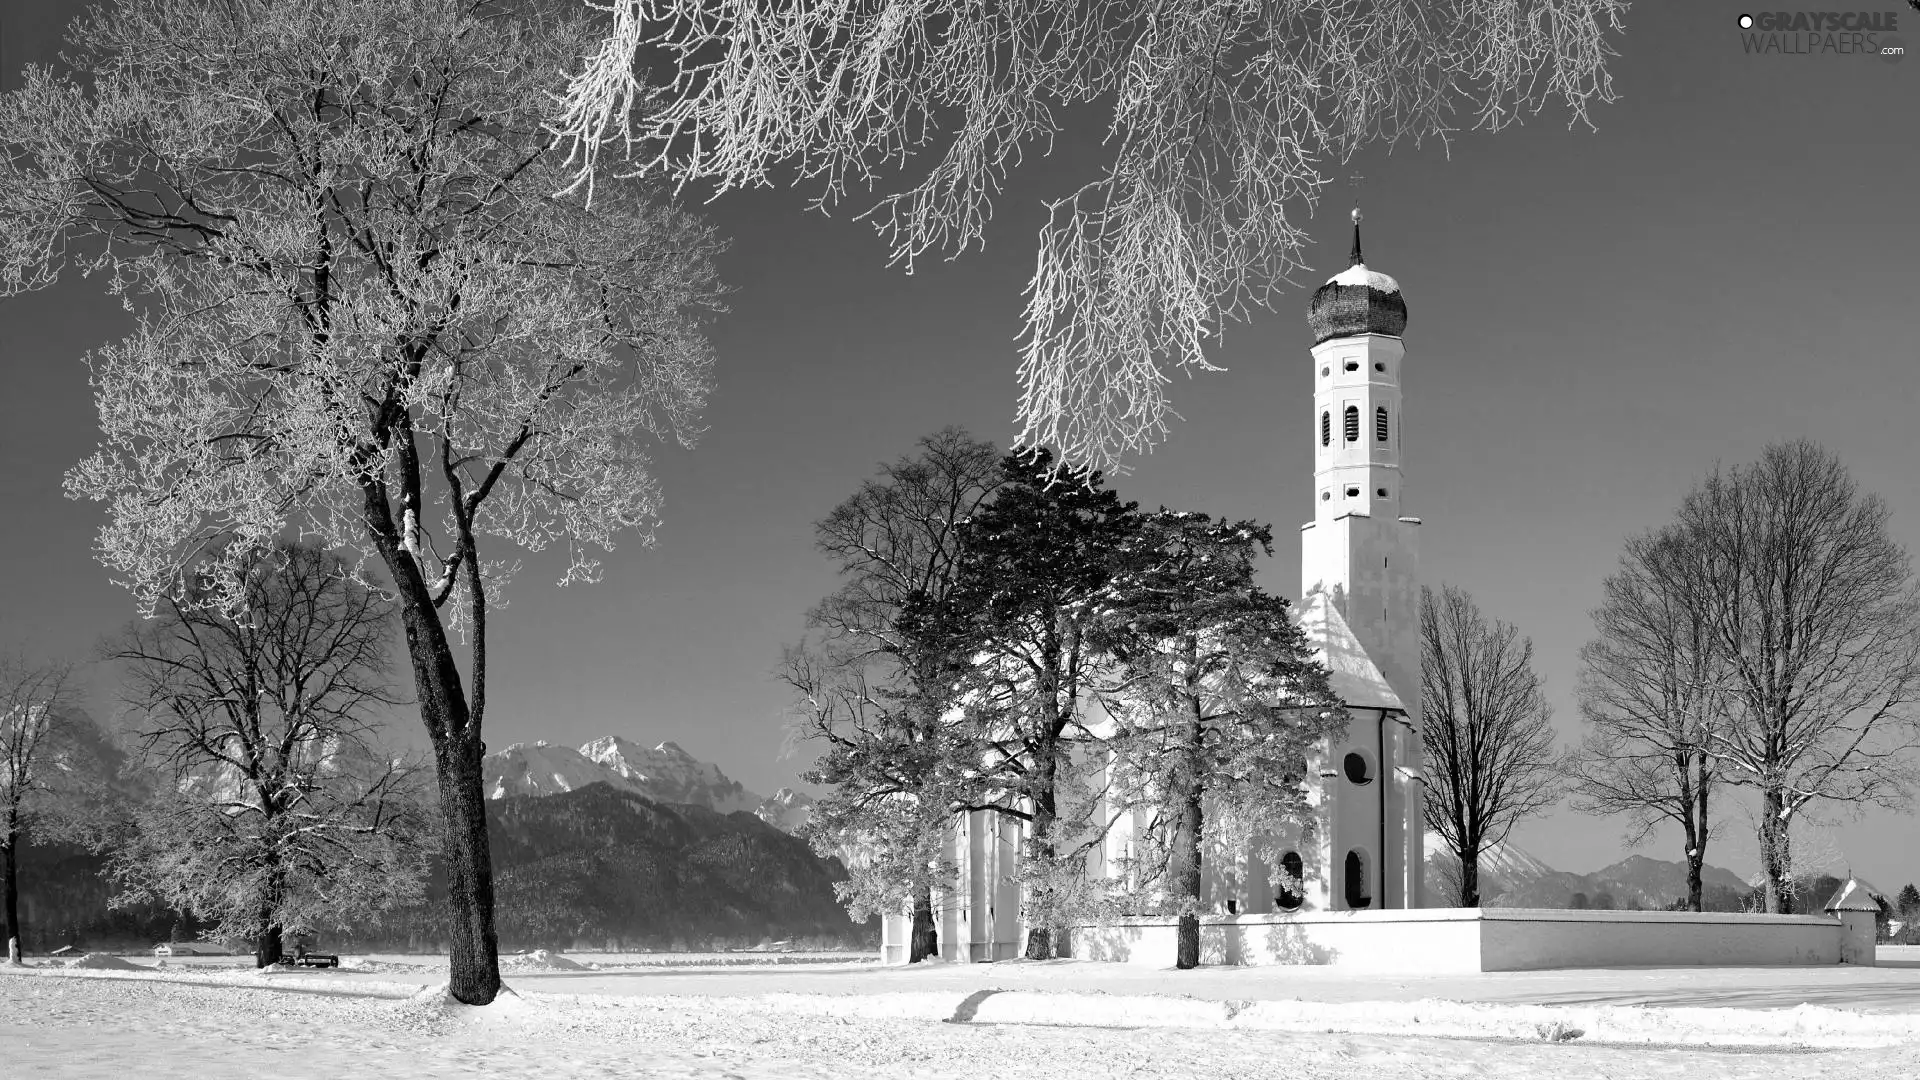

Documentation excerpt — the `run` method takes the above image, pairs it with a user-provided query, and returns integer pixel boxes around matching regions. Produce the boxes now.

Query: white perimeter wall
[1071,908,1844,972]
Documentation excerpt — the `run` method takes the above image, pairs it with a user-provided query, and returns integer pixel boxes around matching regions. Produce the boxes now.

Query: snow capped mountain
[1422,832,1750,909]
[484,741,638,802]
[753,787,816,834]
[482,737,799,826]
[579,736,762,814]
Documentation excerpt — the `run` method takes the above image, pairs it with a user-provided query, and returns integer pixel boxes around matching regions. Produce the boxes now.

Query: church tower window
[1343,406,1359,442]
[1320,411,1330,447]
[1375,406,1389,443]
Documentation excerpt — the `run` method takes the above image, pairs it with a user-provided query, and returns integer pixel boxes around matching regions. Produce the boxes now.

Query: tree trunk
[255,920,284,969]
[380,525,503,1006]
[908,883,938,963]
[1457,846,1481,908]
[435,728,502,1002]
[1172,762,1203,970]
[1760,790,1792,913]
[1023,740,1061,961]
[2,820,20,962]
[1682,757,1708,912]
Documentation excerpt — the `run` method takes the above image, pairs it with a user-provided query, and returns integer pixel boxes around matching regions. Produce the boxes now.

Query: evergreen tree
[1898,883,1920,921]
[941,448,1141,959]
[1088,511,1345,968]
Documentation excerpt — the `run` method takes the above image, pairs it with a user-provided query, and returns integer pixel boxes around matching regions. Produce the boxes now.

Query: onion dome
[1307,209,1407,345]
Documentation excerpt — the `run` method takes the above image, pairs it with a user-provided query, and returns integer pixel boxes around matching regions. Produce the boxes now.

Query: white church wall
[1070,908,1847,972]
[1477,909,1842,970]
[1073,909,1484,972]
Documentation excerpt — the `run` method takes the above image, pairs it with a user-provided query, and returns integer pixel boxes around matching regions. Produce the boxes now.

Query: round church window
[1342,752,1373,785]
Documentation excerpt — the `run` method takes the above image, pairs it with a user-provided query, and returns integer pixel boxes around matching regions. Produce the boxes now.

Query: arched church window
[1344,850,1372,910]
[1276,851,1305,911]
[1375,406,1389,443]
[1320,411,1330,447]
[1343,751,1373,785]
[1343,406,1359,442]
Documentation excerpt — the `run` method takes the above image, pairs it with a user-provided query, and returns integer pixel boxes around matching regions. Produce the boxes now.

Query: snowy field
[5,952,1920,1079]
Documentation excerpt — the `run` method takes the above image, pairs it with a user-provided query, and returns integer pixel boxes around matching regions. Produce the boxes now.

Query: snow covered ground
[5,955,1919,1078]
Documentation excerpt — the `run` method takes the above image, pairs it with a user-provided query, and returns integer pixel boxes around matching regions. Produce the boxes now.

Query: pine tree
[941,448,1141,959]
[1088,511,1345,968]
[1897,883,1920,921]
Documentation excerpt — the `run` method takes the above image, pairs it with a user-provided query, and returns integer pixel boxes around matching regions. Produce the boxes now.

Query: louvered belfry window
[1343,405,1359,442]
[1321,411,1330,447]
[1376,406,1389,443]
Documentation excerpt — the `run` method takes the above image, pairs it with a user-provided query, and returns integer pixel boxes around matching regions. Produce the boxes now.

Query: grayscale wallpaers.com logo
[1737,10,1906,61]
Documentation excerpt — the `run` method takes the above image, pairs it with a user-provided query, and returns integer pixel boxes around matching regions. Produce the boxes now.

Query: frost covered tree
[1678,441,1920,914]
[552,0,1629,476]
[781,643,964,960]
[1420,584,1558,907]
[1566,525,1727,911]
[2,0,724,1001]
[1,654,100,962]
[1088,512,1344,968]
[939,448,1140,959]
[786,428,1004,963]
[107,544,430,967]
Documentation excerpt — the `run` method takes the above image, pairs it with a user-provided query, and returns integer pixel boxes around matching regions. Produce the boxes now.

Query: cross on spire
[1347,174,1366,267]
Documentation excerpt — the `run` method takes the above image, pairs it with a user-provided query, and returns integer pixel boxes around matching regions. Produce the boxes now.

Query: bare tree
[785,426,1004,963]
[0,654,96,962]
[552,0,1628,477]
[1679,441,1920,914]
[108,544,430,967]
[1566,526,1726,910]
[3,0,724,1002]
[1419,584,1558,907]
[779,642,963,961]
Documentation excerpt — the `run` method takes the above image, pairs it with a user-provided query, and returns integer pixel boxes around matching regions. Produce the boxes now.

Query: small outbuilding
[1824,877,1888,966]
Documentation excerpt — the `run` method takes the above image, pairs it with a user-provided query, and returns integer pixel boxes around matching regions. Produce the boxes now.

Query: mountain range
[1423,833,1753,910]
[482,738,816,834]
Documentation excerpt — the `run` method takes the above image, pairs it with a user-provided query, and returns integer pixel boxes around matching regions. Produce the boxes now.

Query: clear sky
[3,3,1917,888]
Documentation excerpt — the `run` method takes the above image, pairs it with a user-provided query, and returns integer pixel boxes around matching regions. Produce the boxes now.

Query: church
[881,211,1428,963]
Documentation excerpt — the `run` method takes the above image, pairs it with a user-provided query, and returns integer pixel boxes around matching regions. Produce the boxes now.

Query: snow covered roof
[1306,215,1408,344]
[1297,592,1404,712]
[1823,877,1888,913]
[1325,262,1401,294]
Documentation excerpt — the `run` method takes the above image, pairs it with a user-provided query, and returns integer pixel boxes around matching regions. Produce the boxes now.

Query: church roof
[1307,212,1408,345]
[1823,877,1888,913]
[1297,592,1405,712]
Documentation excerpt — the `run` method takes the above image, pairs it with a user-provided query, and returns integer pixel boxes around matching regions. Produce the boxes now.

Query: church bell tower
[1298,208,1426,910]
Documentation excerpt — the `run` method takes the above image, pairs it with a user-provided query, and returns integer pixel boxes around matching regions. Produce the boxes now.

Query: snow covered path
[4,967,1919,1079]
